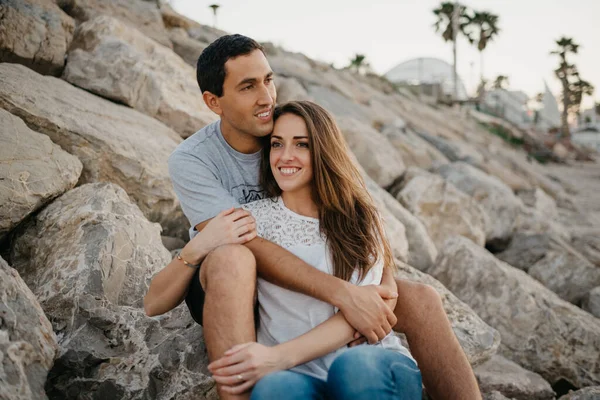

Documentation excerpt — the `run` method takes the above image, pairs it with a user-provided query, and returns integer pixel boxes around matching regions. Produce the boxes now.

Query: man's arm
[244,237,398,343]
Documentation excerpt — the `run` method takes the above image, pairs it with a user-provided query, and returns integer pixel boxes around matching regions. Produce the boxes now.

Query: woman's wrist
[272,343,298,371]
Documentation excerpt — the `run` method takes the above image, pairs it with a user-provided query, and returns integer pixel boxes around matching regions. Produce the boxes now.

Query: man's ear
[203,91,223,116]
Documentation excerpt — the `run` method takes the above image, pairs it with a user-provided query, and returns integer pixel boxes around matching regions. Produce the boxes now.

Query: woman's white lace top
[242,197,414,381]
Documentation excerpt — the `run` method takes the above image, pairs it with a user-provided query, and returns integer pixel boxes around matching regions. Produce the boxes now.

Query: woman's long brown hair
[260,101,395,282]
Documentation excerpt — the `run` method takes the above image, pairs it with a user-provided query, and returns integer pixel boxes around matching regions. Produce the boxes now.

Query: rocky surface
[0,0,75,76]
[497,233,600,304]
[63,16,216,138]
[62,0,172,48]
[430,236,600,388]
[581,287,600,318]
[558,387,600,400]
[10,183,216,399]
[435,162,524,244]
[0,256,58,400]
[396,168,487,248]
[0,63,188,239]
[474,355,554,400]
[395,260,500,367]
[0,108,82,239]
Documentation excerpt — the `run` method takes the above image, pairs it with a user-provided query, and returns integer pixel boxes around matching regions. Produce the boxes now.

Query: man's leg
[326,346,422,400]
[250,371,326,400]
[393,279,482,400]
[201,244,257,400]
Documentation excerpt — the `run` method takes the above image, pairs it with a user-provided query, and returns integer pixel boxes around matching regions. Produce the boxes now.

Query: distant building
[385,57,469,101]
[536,81,561,131]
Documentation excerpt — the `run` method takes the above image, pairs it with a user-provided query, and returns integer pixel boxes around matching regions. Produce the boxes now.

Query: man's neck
[220,120,261,154]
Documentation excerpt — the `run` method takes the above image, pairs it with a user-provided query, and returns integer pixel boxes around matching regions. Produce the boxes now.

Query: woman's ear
[203,91,223,116]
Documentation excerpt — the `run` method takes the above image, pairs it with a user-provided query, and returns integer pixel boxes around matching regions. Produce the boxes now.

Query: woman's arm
[143,208,256,316]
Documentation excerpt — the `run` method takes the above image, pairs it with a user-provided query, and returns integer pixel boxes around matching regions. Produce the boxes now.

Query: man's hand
[181,207,256,264]
[335,284,398,344]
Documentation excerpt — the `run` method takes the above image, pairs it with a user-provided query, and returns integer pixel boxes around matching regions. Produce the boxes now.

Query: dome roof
[385,57,468,100]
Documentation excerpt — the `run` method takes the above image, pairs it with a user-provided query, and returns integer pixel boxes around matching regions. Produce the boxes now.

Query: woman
[208,101,422,399]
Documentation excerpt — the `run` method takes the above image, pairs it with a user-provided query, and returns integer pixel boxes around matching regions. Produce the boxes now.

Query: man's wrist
[179,242,208,266]
[329,279,353,310]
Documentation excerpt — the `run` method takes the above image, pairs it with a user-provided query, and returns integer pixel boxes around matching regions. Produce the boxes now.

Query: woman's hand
[180,207,257,264]
[208,342,288,395]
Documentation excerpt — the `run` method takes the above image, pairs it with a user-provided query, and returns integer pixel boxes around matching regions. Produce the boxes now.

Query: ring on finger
[237,374,244,382]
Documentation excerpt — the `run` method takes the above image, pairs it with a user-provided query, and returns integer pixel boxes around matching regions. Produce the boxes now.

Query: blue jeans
[250,346,422,400]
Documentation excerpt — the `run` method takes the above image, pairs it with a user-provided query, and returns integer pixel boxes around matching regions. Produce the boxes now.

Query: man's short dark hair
[196,34,264,97]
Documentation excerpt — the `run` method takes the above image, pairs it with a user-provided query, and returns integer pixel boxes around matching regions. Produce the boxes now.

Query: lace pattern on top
[242,197,324,248]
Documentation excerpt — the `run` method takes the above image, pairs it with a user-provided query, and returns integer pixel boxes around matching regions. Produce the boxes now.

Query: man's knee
[396,280,443,318]
[201,244,256,290]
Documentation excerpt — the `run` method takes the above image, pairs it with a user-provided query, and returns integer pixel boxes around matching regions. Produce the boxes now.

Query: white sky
[171,0,600,109]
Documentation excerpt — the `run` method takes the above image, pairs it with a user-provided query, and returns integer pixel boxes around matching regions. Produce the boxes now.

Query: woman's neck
[281,189,319,218]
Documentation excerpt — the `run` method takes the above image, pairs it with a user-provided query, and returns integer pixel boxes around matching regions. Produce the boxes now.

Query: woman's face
[270,113,313,195]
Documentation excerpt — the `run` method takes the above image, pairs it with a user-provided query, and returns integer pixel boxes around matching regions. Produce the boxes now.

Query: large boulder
[366,176,438,271]
[0,63,188,239]
[0,0,75,75]
[63,16,217,138]
[275,76,312,103]
[435,162,523,244]
[338,117,406,188]
[496,233,600,304]
[474,355,554,400]
[395,261,500,366]
[0,257,58,400]
[430,236,600,388]
[63,0,172,48]
[10,183,215,399]
[0,109,82,239]
[397,169,487,248]
[569,228,600,267]
[166,27,207,67]
[381,125,449,170]
[415,131,485,166]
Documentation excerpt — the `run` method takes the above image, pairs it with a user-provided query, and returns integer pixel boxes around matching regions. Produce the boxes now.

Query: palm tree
[493,75,509,90]
[469,11,500,84]
[595,102,600,115]
[433,2,472,101]
[551,36,580,138]
[209,4,220,28]
[569,77,594,119]
[348,54,369,74]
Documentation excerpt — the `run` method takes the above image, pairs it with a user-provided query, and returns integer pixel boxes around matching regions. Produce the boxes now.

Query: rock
[581,287,600,318]
[366,176,438,271]
[10,183,215,398]
[0,0,75,76]
[475,355,554,400]
[395,260,500,367]
[497,233,600,304]
[308,84,371,121]
[161,236,187,252]
[558,387,600,400]
[397,169,487,248]
[0,63,188,239]
[430,236,600,388]
[338,117,406,187]
[483,391,514,400]
[64,0,172,48]
[381,125,450,170]
[63,16,217,138]
[480,157,532,192]
[516,188,558,221]
[416,131,485,166]
[569,228,600,267]
[0,256,58,400]
[435,162,523,244]
[275,76,312,103]
[0,109,82,238]
[167,27,207,67]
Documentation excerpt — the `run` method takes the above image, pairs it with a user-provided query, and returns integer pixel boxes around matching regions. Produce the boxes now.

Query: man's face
[218,50,277,139]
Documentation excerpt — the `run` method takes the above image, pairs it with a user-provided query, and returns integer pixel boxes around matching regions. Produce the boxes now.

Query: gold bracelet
[176,252,200,269]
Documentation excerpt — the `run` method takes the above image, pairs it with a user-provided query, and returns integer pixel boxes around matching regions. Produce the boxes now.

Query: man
[144,34,481,400]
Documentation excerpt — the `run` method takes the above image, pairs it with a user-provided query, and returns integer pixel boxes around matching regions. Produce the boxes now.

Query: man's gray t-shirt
[168,120,266,239]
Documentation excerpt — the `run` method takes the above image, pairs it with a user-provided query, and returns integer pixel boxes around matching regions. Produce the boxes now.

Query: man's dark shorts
[184,265,259,326]
[185,267,205,325]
